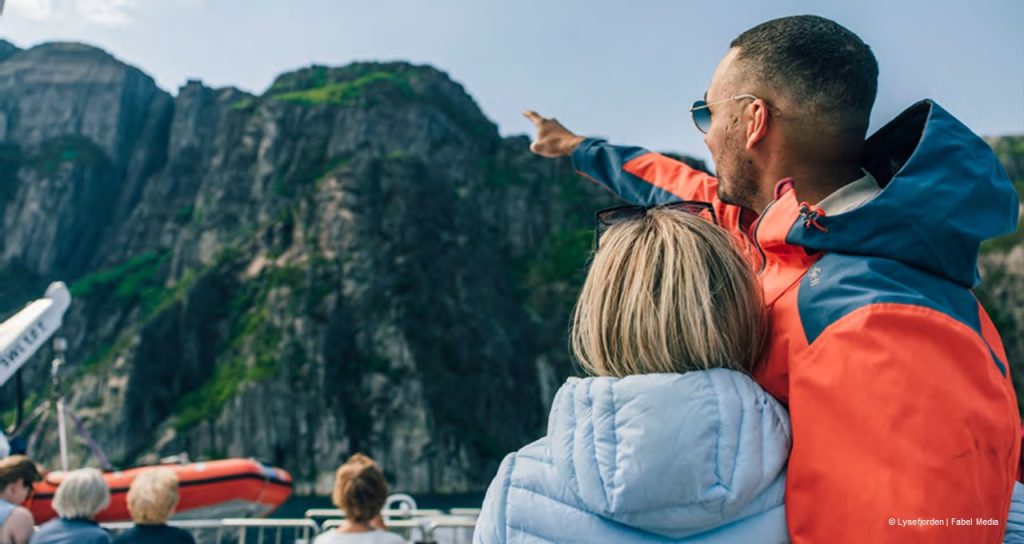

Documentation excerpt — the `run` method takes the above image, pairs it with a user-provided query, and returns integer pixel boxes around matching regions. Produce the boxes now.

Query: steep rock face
[0,43,167,166]
[0,51,622,493]
[0,43,172,277]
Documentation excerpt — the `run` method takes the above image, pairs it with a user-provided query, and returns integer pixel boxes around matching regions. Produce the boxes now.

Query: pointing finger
[522,110,545,127]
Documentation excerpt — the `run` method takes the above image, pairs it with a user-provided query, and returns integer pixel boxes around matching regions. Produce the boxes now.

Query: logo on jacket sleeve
[808,266,822,287]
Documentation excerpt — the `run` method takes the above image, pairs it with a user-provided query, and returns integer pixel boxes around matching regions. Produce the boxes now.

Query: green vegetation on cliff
[71,252,170,314]
[515,228,592,320]
[71,252,203,372]
[268,70,414,106]
[172,264,300,431]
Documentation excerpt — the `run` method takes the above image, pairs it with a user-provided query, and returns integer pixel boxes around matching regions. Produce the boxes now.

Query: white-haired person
[0,455,42,544]
[112,468,194,544]
[474,205,791,543]
[30,468,110,544]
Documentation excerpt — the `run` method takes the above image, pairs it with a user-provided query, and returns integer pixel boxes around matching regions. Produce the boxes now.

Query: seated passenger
[314,454,404,544]
[112,468,194,544]
[474,206,791,543]
[0,455,43,544]
[30,468,111,544]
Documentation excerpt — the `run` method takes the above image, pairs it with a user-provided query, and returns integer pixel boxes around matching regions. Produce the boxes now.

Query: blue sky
[1,0,1021,164]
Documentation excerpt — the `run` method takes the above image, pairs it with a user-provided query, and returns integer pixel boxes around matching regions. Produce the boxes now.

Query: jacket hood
[786,100,1020,287]
[546,369,790,539]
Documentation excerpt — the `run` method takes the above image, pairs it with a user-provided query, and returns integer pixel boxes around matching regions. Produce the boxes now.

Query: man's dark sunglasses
[593,200,717,250]
[689,94,759,134]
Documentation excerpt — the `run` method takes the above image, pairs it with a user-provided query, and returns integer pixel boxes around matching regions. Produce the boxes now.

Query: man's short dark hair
[731,15,879,137]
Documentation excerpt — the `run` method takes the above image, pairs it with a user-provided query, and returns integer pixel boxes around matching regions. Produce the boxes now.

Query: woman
[0,456,42,544]
[30,468,110,544]
[474,205,791,543]
[112,468,194,543]
[313,454,403,544]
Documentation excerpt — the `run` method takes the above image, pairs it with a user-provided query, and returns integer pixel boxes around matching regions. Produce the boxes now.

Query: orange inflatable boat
[26,458,293,523]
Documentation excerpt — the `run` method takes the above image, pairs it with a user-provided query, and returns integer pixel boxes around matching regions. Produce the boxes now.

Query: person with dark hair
[523,14,1019,544]
[0,455,42,544]
[314,454,403,544]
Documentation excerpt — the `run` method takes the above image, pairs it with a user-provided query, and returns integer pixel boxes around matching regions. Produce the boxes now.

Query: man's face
[703,49,761,210]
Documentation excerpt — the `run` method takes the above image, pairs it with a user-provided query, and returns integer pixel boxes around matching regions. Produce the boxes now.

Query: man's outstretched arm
[523,110,749,233]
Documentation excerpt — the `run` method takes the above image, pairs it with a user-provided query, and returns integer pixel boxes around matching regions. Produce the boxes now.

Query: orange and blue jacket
[570,99,1021,543]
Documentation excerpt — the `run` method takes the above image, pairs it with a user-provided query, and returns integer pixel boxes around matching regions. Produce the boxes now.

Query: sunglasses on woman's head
[593,200,717,250]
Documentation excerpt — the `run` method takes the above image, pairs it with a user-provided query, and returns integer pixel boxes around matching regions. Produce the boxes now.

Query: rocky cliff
[0,40,649,493]
[0,40,1020,494]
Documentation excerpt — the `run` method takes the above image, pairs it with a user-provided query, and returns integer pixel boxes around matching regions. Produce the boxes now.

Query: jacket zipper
[746,199,777,275]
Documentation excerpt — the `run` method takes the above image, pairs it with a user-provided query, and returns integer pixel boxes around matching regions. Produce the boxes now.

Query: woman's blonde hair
[331,453,388,523]
[572,208,763,377]
[52,468,110,520]
[126,468,180,524]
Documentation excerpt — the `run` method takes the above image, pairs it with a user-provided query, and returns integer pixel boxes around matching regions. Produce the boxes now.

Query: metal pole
[55,398,68,471]
[51,338,68,472]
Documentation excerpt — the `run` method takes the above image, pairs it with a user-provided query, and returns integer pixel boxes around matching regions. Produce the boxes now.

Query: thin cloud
[76,0,136,25]
[5,0,137,25]
[6,0,55,20]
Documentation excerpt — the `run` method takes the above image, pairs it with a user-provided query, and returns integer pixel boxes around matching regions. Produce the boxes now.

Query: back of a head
[0,455,41,490]
[731,15,878,144]
[331,453,388,524]
[127,468,179,525]
[53,468,110,520]
[572,209,764,377]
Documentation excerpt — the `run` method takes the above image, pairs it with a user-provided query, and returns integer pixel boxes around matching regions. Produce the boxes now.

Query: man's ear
[745,99,770,149]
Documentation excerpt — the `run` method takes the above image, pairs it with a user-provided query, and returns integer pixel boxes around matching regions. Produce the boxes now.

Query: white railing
[103,520,230,543]
[304,508,446,520]
[102,518,319,544]
[318,516,476,544]
[100,507,480,543]
[422,516,478,544]
[227,518,320,544]
[320,518,424,541]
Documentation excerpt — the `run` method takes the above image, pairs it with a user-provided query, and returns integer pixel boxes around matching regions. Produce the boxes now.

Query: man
[525,15,1021,543]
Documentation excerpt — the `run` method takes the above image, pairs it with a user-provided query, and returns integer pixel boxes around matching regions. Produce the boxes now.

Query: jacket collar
[752,180,821,305]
